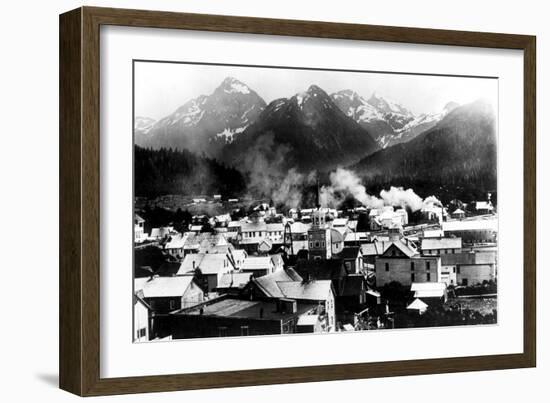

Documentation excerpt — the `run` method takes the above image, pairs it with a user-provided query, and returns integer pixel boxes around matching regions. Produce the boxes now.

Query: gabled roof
[135,214,145,223]
[421,237,462,250]
[381,240,417,258]
[276,280,333,301]
[451,208,465,215]
[165,233,187,249]
[407,298,428,311]
[242,256,273,271]
[141,275,195,298]
[178,253,229,275]
[360,241,386,256]
[253,268,303,298]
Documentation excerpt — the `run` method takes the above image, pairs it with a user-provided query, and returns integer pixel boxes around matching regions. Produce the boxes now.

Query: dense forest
[134,146,246,197]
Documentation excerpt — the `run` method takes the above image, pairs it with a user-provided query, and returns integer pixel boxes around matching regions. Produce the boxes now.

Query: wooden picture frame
[59,6,536,396]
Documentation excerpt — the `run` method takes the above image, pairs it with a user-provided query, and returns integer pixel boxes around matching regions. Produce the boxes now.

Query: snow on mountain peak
[220,77,250,94]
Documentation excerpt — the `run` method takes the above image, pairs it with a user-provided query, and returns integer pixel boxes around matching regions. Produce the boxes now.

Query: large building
[375,240,442,287]
[308,209,332,260]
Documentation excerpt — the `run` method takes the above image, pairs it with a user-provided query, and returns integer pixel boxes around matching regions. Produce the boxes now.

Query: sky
[134,61,498,121]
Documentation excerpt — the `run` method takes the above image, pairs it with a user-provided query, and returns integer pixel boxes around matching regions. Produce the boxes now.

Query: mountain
[352,99,496,202]
[136,77,266,158]
[331,91,458,148]
[222,85,379,173]
[134,116,156,145]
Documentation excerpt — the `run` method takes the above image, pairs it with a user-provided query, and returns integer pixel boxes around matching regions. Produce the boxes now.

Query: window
[169,300,176,310]
[453,267,456,273]
[410,262,415,271]
[462,278,468,286]
[309,242,313,248]
[457,267,461,274]
[218,327,228,337]
[411,273,415,282]
[321,241,325,248]
[240,326,249,336]
[138,327,146,338]
[426,261,431,271]
[315,241,320,248]
[426,272,431,281]
[385,263,389,272]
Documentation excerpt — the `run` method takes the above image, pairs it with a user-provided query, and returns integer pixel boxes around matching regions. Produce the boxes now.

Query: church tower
[308,205,331,260]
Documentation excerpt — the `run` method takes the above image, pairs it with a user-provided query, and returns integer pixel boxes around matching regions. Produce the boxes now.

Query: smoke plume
[320,168,441,211]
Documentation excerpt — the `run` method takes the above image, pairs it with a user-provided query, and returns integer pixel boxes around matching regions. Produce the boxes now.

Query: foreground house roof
[141,275,196,298]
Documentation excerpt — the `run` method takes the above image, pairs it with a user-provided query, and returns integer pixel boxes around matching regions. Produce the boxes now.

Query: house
[178,253,234,291]
[133,291,151,342]
[241,256,275,277]
[440,251,497,286]
[421,202,444,223]
[140,275,205,314]
[442,218,498,245]
[330,228,346,255]
[450,208,466,219]
[369,207,408,230]
[410,282,448,305]
[149,226,173,241]
[421,237,462,256]
[184,232,228,254]
[134,214,146,243]
[338,246,363,274]
[475,201,494,215]
[251,269,336,331]
[343,231,371,247]
[360,241,387,269]
[270,254,285,272]
[337,274,368,321]
[166,296,320,339]
[164,233,187,259]
[407,298,428,314]
[375,240,442,287]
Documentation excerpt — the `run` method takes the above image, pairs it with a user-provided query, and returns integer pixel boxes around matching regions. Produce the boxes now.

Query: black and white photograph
[132,61,498,342]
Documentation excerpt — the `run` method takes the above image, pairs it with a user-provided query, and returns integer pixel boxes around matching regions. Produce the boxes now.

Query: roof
[441,251,496,266]
[344,232,371,242]
[338,246,361,260]
[270,254,284,268]
[407,298,428,311]
[411,282,447,298]
[178,253,230,275]
[217,272,254,290]
[289,222,310,234]
[165,233,187,249]
[475,201,493,210]
[276,280,333,301]
[442,217,498,232]
[135,214,145,223]
[184,233,228,249]
[421,237,462,250]
[253,269,304,298]
[382,240,417,258]
[452,209,465,215]
[242,256,273,271]
[141,276,195,298]
[266,223,284,232]
[332,218,349,227]
[182,297,316,320]
[360,242,386,256]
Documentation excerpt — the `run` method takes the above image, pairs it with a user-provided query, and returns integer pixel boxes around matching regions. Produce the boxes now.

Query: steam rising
[240,133,316,209]
[320,168,441,211]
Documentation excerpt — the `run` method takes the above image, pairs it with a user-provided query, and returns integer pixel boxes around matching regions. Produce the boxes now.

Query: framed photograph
[59,6,536,396]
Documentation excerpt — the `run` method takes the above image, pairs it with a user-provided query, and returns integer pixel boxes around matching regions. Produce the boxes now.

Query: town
[133,191,497,342]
